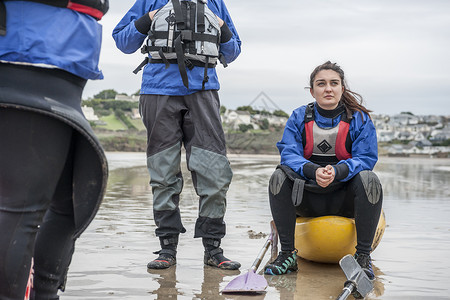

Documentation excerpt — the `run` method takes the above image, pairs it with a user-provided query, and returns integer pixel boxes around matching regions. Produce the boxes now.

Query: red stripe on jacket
[67,1,104,20]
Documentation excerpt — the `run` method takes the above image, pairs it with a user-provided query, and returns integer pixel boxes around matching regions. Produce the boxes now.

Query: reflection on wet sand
[148,267,179,299]
[197,267,240,300]
[148,265,247,300]
[62,154,450,299]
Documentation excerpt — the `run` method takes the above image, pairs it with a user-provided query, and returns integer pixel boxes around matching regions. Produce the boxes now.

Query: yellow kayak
[294,211,386,263]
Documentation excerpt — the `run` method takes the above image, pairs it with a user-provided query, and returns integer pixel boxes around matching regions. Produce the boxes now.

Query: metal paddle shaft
[270,220,278,261]
[335,254,373,300]
[335,281,356,300]
[250,231,273,272]
[222,221,276,294]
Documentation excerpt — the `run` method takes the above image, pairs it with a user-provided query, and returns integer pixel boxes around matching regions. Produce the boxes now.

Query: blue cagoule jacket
[277,102,378,182]
[0,1,103,80]
[112,0,241,96]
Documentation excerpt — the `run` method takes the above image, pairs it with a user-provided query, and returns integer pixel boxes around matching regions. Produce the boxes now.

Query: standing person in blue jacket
[113,0,241,270]
[264,61,383,280]
[0,1,108,299]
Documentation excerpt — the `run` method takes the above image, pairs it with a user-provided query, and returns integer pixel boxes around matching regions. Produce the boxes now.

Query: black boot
[147,236,178,270]
[354,252,375,280]
[203,238,241,270]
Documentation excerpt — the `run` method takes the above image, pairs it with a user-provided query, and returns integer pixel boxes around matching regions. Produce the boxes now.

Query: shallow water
[63,153,450,299]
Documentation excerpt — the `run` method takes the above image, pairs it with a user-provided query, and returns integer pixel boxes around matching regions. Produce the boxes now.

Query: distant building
[391,113,419,125]
[430,124,450,141]
[222,110,257,129]
[253,113,287,127]
[378,131,396,142]
[82,105,99,121]
[131,108,141,120]
[115,94,139,102]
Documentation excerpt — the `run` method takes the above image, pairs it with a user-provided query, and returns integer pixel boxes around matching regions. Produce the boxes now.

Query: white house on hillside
[82,105,99,121]
[252,113,288,127]
[131,108,141,119]
[391,113,419,125]
[115,94,139,102]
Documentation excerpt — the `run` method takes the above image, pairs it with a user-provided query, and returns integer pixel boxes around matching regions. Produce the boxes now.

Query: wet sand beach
[62,153,450,299]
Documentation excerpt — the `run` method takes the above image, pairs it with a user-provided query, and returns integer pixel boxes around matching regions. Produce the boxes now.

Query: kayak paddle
[335,254,373,300]
[222,221,277,294]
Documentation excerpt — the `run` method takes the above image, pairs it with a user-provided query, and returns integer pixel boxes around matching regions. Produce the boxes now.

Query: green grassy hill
[83,98,284,153]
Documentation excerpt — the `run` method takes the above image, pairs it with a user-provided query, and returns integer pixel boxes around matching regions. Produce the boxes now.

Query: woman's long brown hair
[309,61,372,119]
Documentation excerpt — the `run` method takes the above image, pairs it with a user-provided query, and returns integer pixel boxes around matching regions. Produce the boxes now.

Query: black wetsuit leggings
[269,170,383,254]
[0,108,76,300]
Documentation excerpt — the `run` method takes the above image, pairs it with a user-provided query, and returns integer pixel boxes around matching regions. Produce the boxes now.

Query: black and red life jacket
[301,102,352,166]
[1,0,109,36]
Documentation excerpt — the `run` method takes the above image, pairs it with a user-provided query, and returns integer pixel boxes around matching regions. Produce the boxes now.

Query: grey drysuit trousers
[139,91,232,239]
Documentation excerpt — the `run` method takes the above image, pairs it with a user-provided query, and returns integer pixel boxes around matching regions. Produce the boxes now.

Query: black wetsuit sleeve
[220,22,233,43]
[333,163,349,181]
[134,13,152,35]
[303,162,320,180]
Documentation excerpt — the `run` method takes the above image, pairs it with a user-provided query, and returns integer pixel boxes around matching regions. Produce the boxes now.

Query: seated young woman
[265,61,383,280]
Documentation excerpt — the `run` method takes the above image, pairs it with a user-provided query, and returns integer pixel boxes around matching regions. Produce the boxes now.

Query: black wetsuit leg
[32,136,77,300]
[268,170,297,252]
[347,172,383,254]
[0,108,73,300]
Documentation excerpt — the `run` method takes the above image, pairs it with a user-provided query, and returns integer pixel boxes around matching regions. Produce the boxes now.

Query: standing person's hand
[216,15,224,27]
[149,10,157,20]
[315,165,335,188]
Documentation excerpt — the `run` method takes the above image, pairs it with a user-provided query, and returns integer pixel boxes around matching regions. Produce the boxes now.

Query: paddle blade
[339,254,373,297]
[222,270,268,294]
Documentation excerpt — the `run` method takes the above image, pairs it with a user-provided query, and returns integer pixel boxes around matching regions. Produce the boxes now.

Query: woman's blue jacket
[278,103,378,182]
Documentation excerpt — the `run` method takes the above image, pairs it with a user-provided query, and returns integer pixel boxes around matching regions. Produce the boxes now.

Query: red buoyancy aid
[302,103,352,166]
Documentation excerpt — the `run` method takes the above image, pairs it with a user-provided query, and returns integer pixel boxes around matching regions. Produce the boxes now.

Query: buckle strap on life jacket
[196,0,205,32]
[171,0,184,29]
[187,1,196,54]
[305,102,315,122]
[174,34,190,88]
[143,31,219,49]
[158,48,171,69]
[202,56,209,90]
[133,57,149,74]
[149,58,216,69]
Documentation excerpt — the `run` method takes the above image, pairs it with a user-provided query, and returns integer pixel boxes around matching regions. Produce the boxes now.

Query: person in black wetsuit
[264,61,383,281]
[0,1,108,299]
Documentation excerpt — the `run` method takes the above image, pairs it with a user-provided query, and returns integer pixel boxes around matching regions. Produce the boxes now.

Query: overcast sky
[83,0,450,116]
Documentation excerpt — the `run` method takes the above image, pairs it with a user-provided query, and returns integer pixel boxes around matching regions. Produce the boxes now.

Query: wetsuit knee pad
[269,169,287,196]
[359,170,382,204]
